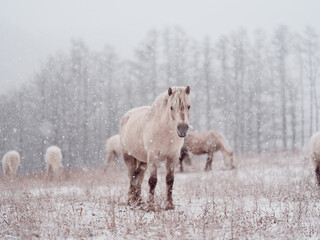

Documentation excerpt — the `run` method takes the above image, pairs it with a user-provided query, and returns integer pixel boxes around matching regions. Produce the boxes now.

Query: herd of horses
[106,86,320,211]
[2,145,64,180]
[2,86,320,211]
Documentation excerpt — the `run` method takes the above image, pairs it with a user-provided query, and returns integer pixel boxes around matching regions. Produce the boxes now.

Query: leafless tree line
[0,26,319,172]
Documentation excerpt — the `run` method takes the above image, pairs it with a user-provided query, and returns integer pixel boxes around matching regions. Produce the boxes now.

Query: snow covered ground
[1,153,320,239]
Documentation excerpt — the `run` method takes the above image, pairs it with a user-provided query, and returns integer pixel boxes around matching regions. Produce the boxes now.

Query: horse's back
[121,106,149,127]
[185,132,211,154]
[185,131,231,155]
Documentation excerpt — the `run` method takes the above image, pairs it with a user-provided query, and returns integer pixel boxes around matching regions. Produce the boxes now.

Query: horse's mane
[149,87,186,115]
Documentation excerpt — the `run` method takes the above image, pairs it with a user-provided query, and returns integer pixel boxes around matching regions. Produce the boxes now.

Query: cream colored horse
[120,86,191,211]
[179,131,234,172]
[2,150,21,177]
[308,132,320,186]
[45,146,64,181]
[104,134,121,172]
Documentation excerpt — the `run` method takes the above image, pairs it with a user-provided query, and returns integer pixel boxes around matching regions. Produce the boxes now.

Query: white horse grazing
[104,134,121,172]
[120,86,191,210]
[2,150,21,176]
[308,132,320,186]
[45,146,63,181]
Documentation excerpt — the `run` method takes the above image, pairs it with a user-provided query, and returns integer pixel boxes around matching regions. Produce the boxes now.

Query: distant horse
[45,146,64,181]
[120,86,191,211]
[104,134,121,172]
[308,132,320,186]
[2,150,21,177]
[179,131,234,172]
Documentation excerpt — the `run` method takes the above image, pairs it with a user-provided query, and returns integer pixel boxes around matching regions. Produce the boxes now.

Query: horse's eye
[187,106,190,110]
[170,106,173,111]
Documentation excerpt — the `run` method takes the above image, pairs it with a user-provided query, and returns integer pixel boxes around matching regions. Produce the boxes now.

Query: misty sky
[0,0,319,92]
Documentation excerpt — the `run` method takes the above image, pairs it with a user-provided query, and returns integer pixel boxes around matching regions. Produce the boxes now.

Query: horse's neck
[219,136,232,154]
[150,105,170,126]
[150,93,168,118]
[149,95,173,132]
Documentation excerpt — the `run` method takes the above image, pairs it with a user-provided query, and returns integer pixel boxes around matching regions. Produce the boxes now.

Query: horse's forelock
[171,88,188,110]
[153,87,189,110]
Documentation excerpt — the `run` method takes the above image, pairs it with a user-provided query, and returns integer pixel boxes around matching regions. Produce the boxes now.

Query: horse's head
[167,86,191,138]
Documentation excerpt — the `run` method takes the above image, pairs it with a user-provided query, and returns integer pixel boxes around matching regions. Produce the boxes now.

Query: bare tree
[273,26,291,150]
[303,27,319,135]
[202,37,214,130]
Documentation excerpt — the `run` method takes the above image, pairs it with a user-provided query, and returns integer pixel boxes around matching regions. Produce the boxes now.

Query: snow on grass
[1,153,320,239]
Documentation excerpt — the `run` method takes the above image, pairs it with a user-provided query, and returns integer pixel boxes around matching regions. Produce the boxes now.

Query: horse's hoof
[165,202,175,210]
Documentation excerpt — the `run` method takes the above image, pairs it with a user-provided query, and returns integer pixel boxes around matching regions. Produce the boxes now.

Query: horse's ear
[168,87,173,96]
[185,86,190,95]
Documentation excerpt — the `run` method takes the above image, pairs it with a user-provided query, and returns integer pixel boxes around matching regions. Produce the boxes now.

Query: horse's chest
[146,135,182,155]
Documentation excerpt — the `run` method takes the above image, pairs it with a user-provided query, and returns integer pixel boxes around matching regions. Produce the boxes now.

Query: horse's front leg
[222,151,235,170]
[147,156,158,211]
[165,159,175,210]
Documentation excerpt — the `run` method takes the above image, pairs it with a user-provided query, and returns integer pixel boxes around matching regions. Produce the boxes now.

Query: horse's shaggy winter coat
[179,131,234,172]
[120,86,191,210]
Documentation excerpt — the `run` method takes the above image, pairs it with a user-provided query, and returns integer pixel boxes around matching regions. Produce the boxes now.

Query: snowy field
[1,153,320,239]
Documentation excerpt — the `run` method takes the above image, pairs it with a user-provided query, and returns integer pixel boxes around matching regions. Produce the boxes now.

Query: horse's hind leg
[123,153,137,205]
[165,159,175,210]
[205,152,214,171]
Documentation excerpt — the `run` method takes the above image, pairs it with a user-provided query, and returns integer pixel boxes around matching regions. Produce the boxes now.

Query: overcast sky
[0,0,319,91]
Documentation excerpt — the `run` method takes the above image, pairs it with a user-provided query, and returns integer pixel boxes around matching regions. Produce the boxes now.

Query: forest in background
[0,25,319,173]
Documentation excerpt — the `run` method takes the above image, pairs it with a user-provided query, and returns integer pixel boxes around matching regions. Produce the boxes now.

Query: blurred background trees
[0,26,319,172]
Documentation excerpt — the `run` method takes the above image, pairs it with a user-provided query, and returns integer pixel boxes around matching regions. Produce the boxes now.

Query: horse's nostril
[178,124,189,133]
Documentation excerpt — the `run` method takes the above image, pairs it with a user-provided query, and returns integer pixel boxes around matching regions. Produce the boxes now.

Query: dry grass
[1,153,320,239]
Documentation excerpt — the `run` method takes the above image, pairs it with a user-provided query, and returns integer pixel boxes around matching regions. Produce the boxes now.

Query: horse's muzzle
[177,124,189,138]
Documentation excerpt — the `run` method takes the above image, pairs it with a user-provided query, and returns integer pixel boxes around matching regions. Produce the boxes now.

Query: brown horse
[103,134,121,172]
[308,132,320,186]
[179,131,234,172]
[120,86,191,211]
